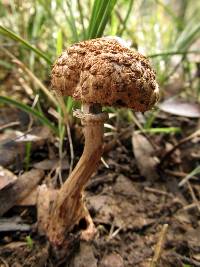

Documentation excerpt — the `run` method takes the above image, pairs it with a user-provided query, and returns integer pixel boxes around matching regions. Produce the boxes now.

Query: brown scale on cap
[51,37,159,112]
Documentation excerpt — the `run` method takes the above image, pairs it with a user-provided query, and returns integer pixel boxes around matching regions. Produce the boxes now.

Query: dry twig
[144,187,173,198]
[0,121,20,131]
[187,182,200,212]
[160,129,200,166]
[150,224,169,267]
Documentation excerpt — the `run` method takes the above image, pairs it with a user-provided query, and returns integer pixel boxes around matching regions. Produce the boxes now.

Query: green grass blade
[0,96,57,134]
[174,11,200,51]
[87,0,117,39]
[24,142,32,171]
[95,0,117,38]
[87,0,103,38]
[139,127,181,134]
[176,24,200,51]
[77,0,86,40]
[25,235,34,250]
[179,166,200,187]
[0,25,52,64]
[144,110,159,129]
[66,0,79,42]
[66,96,74,113]
[148,50,200,58]
[118,0,134,36]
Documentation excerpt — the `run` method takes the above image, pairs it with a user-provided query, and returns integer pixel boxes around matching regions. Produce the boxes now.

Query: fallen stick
[0,169,44,216]
[150,224,168,267]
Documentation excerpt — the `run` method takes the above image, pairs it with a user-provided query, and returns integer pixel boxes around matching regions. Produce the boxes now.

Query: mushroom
[47,37,159,257]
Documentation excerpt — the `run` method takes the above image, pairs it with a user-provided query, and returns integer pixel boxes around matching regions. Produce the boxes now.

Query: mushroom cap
[51,37,159,112]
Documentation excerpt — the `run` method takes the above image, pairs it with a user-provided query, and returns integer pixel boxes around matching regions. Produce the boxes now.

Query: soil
[0,108,200,267]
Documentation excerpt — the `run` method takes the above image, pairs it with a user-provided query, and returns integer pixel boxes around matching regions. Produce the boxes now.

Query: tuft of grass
[0,0,200,136]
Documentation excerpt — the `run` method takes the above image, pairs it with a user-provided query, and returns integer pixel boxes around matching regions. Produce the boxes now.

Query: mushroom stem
[47,103,108,255]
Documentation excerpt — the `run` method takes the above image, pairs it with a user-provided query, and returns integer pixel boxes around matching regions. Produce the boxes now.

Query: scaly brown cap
[51,37,159,112]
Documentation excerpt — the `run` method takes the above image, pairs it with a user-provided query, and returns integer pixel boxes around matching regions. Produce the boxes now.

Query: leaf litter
[0,106,199,267]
